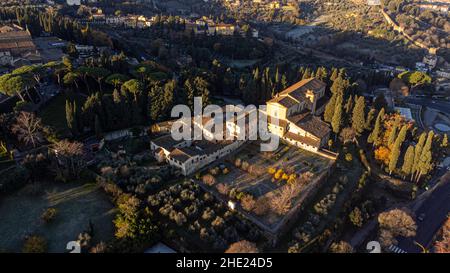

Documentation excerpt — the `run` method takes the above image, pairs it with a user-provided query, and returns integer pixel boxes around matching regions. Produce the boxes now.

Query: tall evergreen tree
[324,94,337,123]
[387,118,399,147]
[345,95,354,115]
[441,133,448,148]
[332,94,343,136]
[302,67,312,80]
[330,76,348,97]
[368,108,384,145]
[411,132,427,181]
[330,68,338,82]
[365,108,376,130]
[352,96,366,135]
[401,145,415,179]
[416,131,434,182]
[388,125,407,175]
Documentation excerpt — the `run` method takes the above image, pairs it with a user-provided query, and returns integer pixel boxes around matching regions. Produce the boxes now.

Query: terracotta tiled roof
[152,134,185,151]
[268,116,288,128]
[287,112,330,138]
[169,148,193,163]
[268,78,325,107]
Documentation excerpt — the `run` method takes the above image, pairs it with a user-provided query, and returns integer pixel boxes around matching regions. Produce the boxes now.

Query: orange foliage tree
[374,146,391,166]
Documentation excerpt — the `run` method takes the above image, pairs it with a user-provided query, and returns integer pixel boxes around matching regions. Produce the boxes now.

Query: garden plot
[217,143,331,199]
[198,142,334,233]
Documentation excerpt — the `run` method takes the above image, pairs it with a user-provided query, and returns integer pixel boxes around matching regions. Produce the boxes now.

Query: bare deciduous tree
[51,140,86,180]
[12,112,44,148]
[329,241,353,253]
[225,240,259,253]
[378,208,417,247]
[270,183,302,215]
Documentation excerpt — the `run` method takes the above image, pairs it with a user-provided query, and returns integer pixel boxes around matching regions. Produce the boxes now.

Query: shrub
[216,183,230,195]
[22,235,47,253]
[241,194,256,212]
[173,212,187,226]
[90,242,107,253]
[225,240,259,253]
[241,161,250,171]
[345,153,353,162]
[234,158,242,168]
[211,216,225,229]
[349,207,364,227]
[287,174,297,184]
[41,208,57,223]
[202,207,215,221]
[202,174,216,186]
[222,167,229,175]
[253,196,270,215]
[119,165,131,178]
[274,169,284,180]
[247,164,264,176]
[329,241,353,253]
[236,191,245,200]
[209,167,220,176]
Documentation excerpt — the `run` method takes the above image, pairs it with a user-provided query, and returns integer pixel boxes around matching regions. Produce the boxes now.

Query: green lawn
[0,181,116,252]
[38,92,85,139]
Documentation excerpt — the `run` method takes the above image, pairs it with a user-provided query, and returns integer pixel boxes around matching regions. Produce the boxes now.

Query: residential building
[436,68,450,79]
[0,24,39,58]
[416,62,428,72]
[75,44,95,58]
[151,134,246,176]
[212,24,235,35]
[266,78,331,153]
[150,108,256,176]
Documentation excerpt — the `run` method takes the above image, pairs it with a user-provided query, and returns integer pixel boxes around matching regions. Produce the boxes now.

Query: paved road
[404,98,450,115]
[397,171,450,253]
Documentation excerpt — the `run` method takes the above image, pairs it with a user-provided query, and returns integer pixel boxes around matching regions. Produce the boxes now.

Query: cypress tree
[442,133,448,148]
[365,108,376,130]
[302,67,312,80]
[387,119,399,147]
[412,132,426,181]
[368,108,384,145]
[324,94,337,123]
[401,145,415,179]
[66,100,73,130]
[388,125,407,175]
[330,68,338,82]
[352,96,366,135]
[344,95,354,114]
[65,100,79,136]
[416,131,434,182]
[332,94,343,136]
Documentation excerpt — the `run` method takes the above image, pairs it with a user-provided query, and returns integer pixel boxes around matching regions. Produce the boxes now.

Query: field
[0,181,115,252]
